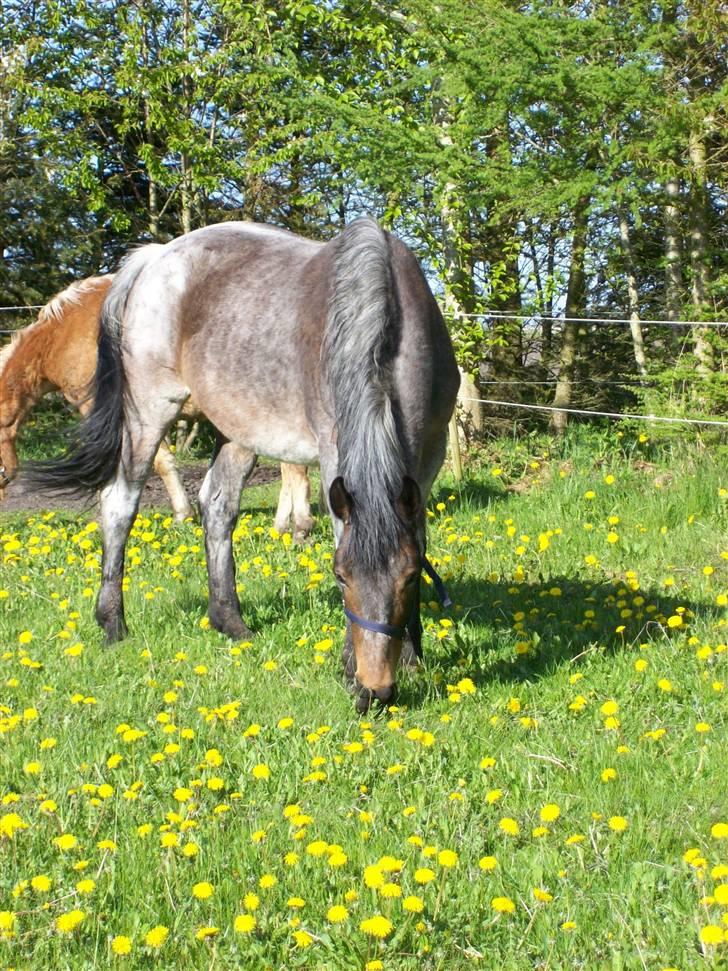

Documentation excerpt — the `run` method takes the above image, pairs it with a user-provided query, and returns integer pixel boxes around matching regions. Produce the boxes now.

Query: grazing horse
[28,219,459,710]
[0,274,314,537]
[0,272,191,518]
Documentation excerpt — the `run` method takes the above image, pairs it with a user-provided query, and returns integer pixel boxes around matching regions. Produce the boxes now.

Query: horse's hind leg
[96,472,139,643]
[153,440,194,521]
[96,427,171,642]
[199,440,257,639]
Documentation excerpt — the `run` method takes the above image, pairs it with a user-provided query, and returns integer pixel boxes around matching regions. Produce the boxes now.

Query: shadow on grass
[143,558,721,710]
[417,573,721,690]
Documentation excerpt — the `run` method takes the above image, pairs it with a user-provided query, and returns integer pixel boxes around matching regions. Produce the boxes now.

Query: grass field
[1,429,727,969]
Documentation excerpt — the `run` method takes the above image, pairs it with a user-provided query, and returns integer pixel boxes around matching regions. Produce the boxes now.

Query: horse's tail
[323,218,407,554]
[24,244,164,495]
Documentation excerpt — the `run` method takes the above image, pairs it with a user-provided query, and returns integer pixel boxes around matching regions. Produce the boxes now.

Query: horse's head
[330,475,422,713]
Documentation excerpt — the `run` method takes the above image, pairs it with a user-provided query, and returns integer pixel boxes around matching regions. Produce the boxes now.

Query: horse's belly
[197,391,320,465]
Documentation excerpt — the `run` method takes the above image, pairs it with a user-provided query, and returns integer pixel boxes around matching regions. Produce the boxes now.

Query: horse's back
[121,222,328,464]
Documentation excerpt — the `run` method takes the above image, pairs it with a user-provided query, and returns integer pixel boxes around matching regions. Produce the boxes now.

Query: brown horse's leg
[290,465,314,542]
[153,440,194,521]
[274,463,313,543]
[273,464,294,535]
[199,441,256,640]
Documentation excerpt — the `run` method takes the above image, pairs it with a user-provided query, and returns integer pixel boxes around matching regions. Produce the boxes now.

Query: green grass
[1,429,727,969]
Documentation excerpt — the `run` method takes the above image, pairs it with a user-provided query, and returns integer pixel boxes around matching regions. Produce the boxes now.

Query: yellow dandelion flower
[53,833,78,851]
[192,881,214,900]
[359,914,393,938]
[144,925,169,949]
[403,895,424,913]
[699,925,725,946]
[491,896,515,914]
[608,816,628,832]
[438,848,458,867]
[327,905,349,923]
[540,803,561,822]
[111,935,132,955]
[714,884,728,905]
[414,867,436,884]
[56,909,85,934]
[533,887,553,902]
[234,913,257,934]
[0,911,16,935]
[499,817,520,836]
[243,892,260,912]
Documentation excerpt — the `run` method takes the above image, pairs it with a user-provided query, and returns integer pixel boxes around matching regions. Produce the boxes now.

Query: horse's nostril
[353,679,395,711]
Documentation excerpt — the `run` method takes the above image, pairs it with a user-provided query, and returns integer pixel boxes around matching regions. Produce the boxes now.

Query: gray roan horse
[28,219,459,710]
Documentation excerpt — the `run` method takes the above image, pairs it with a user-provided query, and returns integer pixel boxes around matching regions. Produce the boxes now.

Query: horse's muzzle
[354,679,396,713]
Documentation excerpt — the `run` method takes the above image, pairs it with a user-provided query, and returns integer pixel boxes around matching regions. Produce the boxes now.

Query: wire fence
[2,301,726,432]
[449,310,728,328]
[459,396,728,428]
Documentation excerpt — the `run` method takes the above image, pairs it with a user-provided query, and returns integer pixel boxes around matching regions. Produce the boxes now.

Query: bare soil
[1,462,282,517]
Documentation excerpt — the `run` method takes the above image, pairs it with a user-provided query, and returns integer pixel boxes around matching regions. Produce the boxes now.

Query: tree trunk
[551,198,589,434]
[432,78,481,447]
[664,176,683,322]
[688,129,714,373]
[618,211,647,378]
[180,0,194,235]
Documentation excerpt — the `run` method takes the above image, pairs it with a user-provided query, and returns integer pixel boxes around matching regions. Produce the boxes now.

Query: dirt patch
[0,462,283,517]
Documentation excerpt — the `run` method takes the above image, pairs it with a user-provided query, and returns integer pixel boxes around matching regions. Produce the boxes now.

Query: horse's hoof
[102,618,128,644]
[210,613,254,641]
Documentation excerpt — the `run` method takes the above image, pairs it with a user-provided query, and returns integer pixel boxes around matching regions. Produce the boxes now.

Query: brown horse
[0,274,314,536]
[28,219,459,710]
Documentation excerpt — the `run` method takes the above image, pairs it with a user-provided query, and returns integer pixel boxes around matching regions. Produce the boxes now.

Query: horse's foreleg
[153,440,194,521]
[199,443,256,640]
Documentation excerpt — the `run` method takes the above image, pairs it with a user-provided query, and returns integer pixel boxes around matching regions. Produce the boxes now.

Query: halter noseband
[342,556,452,640]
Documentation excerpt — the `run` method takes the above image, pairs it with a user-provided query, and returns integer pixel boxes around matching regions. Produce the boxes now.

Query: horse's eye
[404,572,419,587]
[334,572,347,587]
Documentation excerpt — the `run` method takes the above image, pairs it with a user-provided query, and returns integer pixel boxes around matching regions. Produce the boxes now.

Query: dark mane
[323,218,409,571]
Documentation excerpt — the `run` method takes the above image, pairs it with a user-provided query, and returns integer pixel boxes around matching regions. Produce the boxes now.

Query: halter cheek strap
[343,556,451,640]
[422,557,453,609]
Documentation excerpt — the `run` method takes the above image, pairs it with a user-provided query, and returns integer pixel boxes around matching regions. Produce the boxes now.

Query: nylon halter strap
[342,556,452,639]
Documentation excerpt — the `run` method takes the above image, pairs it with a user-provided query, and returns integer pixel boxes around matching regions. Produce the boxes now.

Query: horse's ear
[396,476,421,524]
[329,476,354,523]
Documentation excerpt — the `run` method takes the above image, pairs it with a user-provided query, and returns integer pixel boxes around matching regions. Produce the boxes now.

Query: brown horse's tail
[24,245,164,496]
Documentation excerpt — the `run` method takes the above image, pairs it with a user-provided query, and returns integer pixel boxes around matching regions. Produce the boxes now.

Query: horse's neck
[0,336,56,426]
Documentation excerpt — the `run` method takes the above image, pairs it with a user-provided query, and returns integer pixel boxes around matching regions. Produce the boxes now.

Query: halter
[342,556,452,640]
